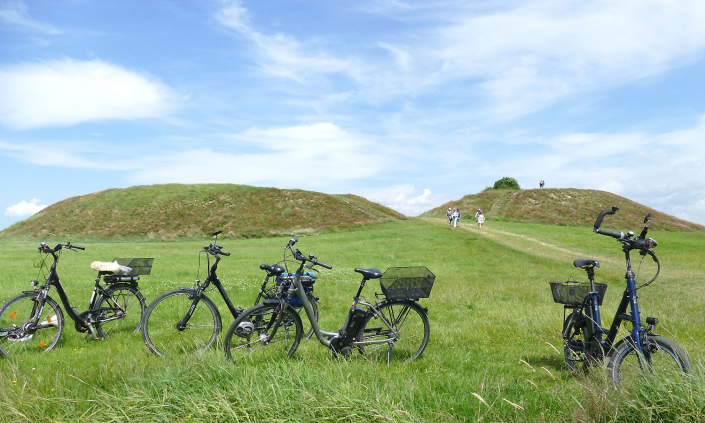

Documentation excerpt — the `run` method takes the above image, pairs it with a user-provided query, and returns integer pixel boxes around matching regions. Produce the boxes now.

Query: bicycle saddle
[260,264,285,276]
[354,268,383,279]
[91,261,121,274]
[573,259,600,269]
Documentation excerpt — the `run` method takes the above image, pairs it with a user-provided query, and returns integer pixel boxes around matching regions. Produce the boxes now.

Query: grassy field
[1,218,704,422]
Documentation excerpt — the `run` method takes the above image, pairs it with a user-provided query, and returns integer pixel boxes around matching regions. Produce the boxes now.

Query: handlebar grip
[218,251,231,256]
[594,206,619,231]
[316,261,332,270]
[595,228,624,239]
[73,245,86,250]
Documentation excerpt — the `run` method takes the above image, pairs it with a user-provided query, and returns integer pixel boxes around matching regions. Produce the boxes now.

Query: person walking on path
[475,209,482,220]
[477,211,485,228]
[446,208,453,225]
[452,208,460,227]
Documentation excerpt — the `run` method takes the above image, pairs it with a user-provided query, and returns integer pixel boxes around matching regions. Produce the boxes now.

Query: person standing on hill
[446,208,453,225]
[477,211,485,228]
[540,180,545,188]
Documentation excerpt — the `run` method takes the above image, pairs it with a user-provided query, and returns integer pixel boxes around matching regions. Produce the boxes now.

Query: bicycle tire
[0,293,65,357]
[95,284,146,339]
[607,333,693,386]
[224,302,302,362]
[562,309,592,373]
[141,288,221,356]
[355,300,430,362]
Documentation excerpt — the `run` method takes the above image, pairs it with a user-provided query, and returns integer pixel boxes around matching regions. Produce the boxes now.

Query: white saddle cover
[91,261,121,274]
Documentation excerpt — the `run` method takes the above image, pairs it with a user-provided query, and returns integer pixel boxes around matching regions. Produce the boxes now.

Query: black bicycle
[141,230,321,355]
[552,208,692,385]
[0,242,151,357]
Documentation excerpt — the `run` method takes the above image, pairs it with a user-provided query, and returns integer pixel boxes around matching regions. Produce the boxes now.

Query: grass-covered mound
[0,184,404,241]
[421,188,704,231]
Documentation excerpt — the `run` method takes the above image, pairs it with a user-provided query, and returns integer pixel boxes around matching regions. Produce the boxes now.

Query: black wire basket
[549,281,608,306]
[380,267,435,300]
[103,258,154,284]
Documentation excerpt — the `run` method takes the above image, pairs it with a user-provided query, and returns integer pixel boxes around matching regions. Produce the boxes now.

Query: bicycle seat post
[586,266,596,292]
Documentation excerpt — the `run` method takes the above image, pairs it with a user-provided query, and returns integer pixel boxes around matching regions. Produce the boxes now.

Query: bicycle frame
[282,260,399,349]
[31,250,138,335]
[568,246,647,358]
[179,252,242,327]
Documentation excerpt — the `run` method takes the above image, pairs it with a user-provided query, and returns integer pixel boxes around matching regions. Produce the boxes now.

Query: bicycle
[0,242,151,357]
[551,207,693,385]
[140,231,320,355]
[224,236,433,364]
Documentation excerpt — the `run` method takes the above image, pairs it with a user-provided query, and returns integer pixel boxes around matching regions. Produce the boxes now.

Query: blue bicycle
[552,207,692,385]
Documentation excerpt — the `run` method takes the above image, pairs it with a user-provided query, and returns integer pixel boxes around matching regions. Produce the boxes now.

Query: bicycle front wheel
[224,303,302,362]
[95,284,146,338]
[355,300,430,362]
[607,334,693,387]
[0,293,65,357]
[141,289,221,356]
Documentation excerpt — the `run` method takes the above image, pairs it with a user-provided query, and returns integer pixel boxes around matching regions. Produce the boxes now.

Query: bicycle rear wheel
[95,284,146,338]
[224,302,302,362]
[607,334,692,387]
[141,289,221,356]
[562,309,592,373]
[355,300,429,362]
[0,293,65,357]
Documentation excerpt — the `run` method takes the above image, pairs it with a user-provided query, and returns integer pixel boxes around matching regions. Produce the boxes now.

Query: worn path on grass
[420,217,621,267]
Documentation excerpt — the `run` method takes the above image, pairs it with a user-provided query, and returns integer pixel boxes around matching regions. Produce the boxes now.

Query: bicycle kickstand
[386,342,394,366]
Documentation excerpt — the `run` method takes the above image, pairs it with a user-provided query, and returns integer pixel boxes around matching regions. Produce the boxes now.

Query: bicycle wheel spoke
[95,285,145,338]
[0,294,64,357]
[142,290,219,356]
[355,301,429,362]
[225,303,302,362]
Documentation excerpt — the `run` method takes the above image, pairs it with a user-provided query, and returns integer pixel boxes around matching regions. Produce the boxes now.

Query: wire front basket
[380,267,435,300]
[549,281,608,306]
[111,258,154,276]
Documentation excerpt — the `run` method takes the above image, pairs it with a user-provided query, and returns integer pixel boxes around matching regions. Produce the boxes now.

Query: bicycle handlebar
[594,228,625,240]
[594,206,619,231]
[592,207,657,252]
[39,242,85,254]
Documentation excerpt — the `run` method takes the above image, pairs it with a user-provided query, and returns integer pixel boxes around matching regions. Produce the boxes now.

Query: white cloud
[5,198,47,217]
[360,184,448,216]
[0,59,177,129]
[0,123,393,188]
[214,0,705,120]
[474,115,705,224]
[0,0,61,34]
[215,1,354,84]
[128,123,386,186]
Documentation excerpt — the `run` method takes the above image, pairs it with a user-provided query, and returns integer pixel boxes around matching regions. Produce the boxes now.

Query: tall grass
[1,219,703,421]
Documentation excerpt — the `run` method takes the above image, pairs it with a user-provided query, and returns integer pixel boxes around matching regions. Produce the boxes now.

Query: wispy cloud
[476,115,705,222]
[216,0,705,120]
[215,1,355,84]
[0,123,391,187]
[0,59,178,129]
[0,0,61,34]
[5,198,47,217]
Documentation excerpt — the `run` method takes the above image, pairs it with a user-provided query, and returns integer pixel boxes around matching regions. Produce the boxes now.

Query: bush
[492,177,521,190]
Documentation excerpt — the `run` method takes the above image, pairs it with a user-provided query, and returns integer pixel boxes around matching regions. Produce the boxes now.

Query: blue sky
[3,0,705,230]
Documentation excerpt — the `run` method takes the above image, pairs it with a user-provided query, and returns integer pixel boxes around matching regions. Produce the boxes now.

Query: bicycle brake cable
[635,249,660,290]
